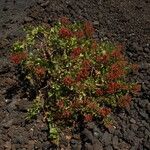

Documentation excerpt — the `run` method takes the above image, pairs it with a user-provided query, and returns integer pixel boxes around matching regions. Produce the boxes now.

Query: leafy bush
[10,17,141,141]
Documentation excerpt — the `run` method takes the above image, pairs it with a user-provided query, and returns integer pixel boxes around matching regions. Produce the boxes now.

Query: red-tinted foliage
[111,50,123,59]
[107,62,126,80]
[96,54,110,64]
[86,100,98,110]
[118,94,132,108]
[59,27,73,38]
[82,59,91,69]
[76,68,90,81]
[60,16,71,25]
[83,21,94,38]
[106,82,121,94]
[35,66,46,76]
[74,30,85,38]
[96,89,104,96]
[84,114,92,122]
[63,76,74,86]
[70,47,82,59]
[10,52,27,64]
[99,107,111,117]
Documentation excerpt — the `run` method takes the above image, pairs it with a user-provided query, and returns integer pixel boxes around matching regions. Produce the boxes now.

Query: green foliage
[11,17,141,140]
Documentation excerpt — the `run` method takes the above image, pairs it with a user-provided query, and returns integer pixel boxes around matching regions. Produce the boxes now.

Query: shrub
[10,17,141,142]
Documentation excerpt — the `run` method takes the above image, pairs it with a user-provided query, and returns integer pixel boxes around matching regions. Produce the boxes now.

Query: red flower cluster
[74,30,85,38]
[35,66,46,76]
[70,47,82,59]
[96,54,109,64]
[83,21,94,38]
[76,60,91,81]
[99,107,111,117]
[60,16,71,25]
[10,52,27,64]
[111,50,123,59]
[59,27,73,38]
[82,59,91,68]
[107,62,126,80]
[107,82,121,94]
[118,94,132,108]
[96,89,104,96]
[84,114,92,122]
[63,76,74,86]
[76,68,90,81]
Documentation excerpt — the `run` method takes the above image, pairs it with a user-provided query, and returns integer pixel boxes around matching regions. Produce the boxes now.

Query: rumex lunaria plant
[10,17,141,141]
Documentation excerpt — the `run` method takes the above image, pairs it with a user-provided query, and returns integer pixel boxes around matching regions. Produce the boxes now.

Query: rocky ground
[0,0,149,150]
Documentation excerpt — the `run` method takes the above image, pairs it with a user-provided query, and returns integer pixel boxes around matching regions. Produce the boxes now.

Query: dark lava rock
[143,139,150,149]
[112,135,119,149]
[123,129,136,144]
[93,139,103,150]
[82,128,94,143]
[24,17,33,23]
[102,131,112,145]
[40,1,49,7]
[84,143,93,150]
[130,118,136,124]
[2,119,14,129]
[15,98,30,112]
[42,141,51,150]
[139,109,149,120]
[70,139,81,150]
[4,141,11,150]
[28,140,35,150]
[105,145,113,150]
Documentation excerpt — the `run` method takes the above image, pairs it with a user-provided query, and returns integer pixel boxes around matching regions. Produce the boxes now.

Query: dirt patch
[0,0,150,149]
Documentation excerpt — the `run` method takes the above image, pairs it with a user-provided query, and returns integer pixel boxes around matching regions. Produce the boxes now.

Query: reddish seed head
[59,27,73,38]
[96,89,104,96]
[74,30,85,38]
[70,47,82,59]
[99,107,111,117]
[63,76,74,86]
[10,52,27,64]
[82,59,91,69]
[35,66,46,76]
[106,82,121,94]
[84,114,92,122]
[96,54,109,64]
[111,50,123,59]
[76,68,90,81]
[83,21,94,38]
[60,16,71,25]
[107,62,126,80]
[118,94,132,108]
